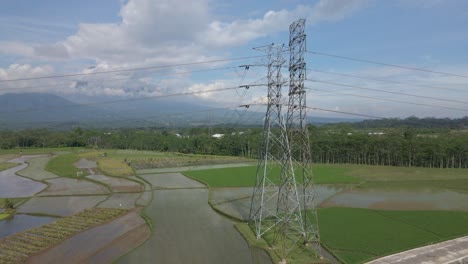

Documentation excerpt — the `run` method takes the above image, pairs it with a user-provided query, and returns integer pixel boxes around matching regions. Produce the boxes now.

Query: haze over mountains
[0,93,362,130]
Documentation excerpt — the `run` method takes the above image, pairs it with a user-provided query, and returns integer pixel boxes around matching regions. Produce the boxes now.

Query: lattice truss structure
[249,19,320,260]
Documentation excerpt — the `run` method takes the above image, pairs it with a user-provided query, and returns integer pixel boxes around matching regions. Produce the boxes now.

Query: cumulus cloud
[2,0,369,66]
[0,41,34,57]
[0,0,370,99]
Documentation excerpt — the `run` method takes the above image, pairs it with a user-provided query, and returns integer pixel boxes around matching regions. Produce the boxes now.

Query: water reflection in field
[322,188,468,211]
[0,214,56,238]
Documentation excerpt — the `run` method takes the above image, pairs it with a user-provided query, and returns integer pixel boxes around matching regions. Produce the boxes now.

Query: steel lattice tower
[285,18,320,247]
[249,43,291,242]
[250,19,319,262]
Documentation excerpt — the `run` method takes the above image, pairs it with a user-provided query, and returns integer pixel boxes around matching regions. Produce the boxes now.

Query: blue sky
[0,0,467,118]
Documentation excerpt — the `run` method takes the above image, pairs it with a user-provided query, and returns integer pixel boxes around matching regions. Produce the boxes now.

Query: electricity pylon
[249,19,319,262]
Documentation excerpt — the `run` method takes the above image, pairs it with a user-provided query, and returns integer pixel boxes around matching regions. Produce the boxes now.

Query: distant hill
[0,93,361,130]
[0,93,118,129]
[350,116,468,129]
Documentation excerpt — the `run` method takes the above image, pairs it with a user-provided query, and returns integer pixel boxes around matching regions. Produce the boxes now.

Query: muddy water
[117,189,257,264]
[0,214,56,239]
[322,188,468,211]
[0,156,47,198]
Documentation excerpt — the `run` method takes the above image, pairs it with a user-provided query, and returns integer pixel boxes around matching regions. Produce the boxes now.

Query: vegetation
[0,213,9,220]
[46,153,87,177]
[318,208,468,264]
[0,162,18,171]
[0,208,127,263]
[184,165,369,188]
[1,120,467,169]
[0,198,24,209]
[97,158,134,177]
[129,154,251,170]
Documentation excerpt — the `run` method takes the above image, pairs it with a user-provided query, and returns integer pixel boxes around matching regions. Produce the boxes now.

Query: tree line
[1,125,467,169]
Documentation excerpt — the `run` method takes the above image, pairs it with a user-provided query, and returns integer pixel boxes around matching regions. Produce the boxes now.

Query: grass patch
[0,213,9,220]
[185,165,360,187]
[0,162,19,171]
[127,152,253,169]
[46,153,87,178]
[318,207,468,263]
[0,198,26,209]
[97,158,134,177]
[235,223,325,264]
[0,147,82,155]
[235,223,281,263]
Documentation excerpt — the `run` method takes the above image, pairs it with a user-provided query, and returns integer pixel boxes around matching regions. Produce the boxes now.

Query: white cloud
[0,0,370,101]
[0,41,34,57]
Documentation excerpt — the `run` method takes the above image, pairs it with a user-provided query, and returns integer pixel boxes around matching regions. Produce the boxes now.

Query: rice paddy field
[39,178,110,196]
[1,147,467,263]
[0,208,126,263]
[17,156,59,180]
[182,162,468,263]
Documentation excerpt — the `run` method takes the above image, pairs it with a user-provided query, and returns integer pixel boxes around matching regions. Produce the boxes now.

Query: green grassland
[46,153,88,178]
[0,162,19,171]
[318,208,468,264]
[0,213,9,220]
[185,165,361,187]
[184,163,468,189]
[0,147,82,155]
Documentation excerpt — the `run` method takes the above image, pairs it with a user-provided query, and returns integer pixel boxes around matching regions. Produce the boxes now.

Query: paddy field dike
[0,147,467,263]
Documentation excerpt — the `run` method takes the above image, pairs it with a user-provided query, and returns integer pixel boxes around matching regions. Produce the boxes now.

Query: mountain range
[0,93,360,130]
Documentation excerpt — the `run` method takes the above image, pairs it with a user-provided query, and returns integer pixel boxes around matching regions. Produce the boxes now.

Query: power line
[3,100,265,129]
[249,103,384,119]
[308,51,468,79]
[8,85,257,114]
[307,79,468,105]
[0,66,238,92]
[0,55,266,83]
[305,106,383,119]
[310,69,468,94]
[305,86,468,113]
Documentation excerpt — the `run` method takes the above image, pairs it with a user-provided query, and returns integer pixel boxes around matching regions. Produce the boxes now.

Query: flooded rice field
[210,185,345,221]
[87,174,143,192]
[322,188,468,211]
[0,156,47,198]
[28,210,150,264]
[0,214,56,239]
[97,193,141,209]
[38,178,110,196]
[17,156,59,181]
[136,163,254,175]
[18,195,107,216]
[141,173,206,189]
[117,189,254,264]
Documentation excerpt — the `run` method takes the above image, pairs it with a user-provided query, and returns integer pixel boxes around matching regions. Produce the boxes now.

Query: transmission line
[306,86,468,113]
[0,55,266,83]
[307,79,468,105]
[0,66,238,92]
[308,51,468,79]
[6,85,256,114]
[310,69,468,94]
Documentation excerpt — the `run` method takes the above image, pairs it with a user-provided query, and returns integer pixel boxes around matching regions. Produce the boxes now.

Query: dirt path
[366,236,468,264]
[27,209,150,264]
